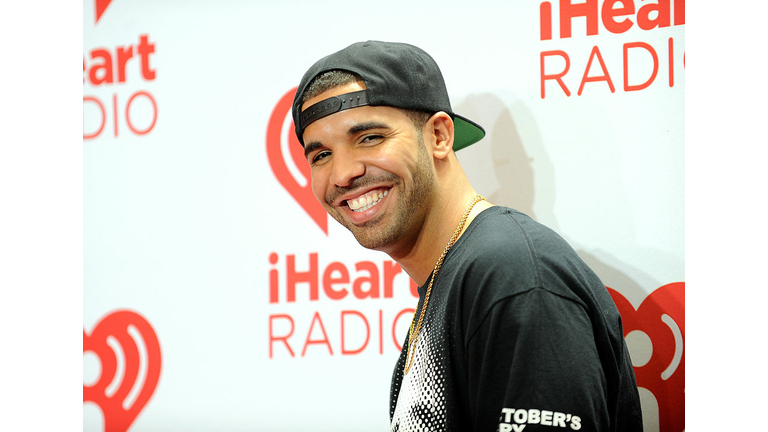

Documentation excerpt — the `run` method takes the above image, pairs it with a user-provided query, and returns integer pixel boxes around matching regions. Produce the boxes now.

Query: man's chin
[330,215,390,250]
[351,231,395,251]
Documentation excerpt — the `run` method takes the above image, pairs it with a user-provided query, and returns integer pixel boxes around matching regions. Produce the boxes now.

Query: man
[291,41,643,432]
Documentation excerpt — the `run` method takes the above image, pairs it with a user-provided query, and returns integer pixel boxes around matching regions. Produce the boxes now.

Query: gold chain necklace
[403,194,485,375]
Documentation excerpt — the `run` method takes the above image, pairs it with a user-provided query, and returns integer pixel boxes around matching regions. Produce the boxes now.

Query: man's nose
[329,149,365,187]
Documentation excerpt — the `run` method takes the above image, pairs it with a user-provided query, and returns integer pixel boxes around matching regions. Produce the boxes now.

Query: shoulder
[448,206,580,292]
[443,206,609,325]
[465,206,604,290]
[444,206,624,347]
[473,206,575,253]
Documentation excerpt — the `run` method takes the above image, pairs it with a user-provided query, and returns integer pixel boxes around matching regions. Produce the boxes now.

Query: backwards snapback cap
[292,40,485,151]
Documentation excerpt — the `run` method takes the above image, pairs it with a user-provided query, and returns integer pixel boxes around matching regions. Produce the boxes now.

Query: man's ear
[425,111,454,160]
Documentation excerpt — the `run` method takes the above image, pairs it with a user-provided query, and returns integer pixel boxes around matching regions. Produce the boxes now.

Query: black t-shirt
[389,206,643,432]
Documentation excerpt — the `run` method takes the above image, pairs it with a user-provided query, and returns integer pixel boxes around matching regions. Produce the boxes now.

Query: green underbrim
[453,116,486,151]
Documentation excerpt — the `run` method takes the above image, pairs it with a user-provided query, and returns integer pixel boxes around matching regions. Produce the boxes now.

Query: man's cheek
[309,175,324,205]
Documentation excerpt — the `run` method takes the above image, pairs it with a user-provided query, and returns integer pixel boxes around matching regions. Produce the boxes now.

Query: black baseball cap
[292,40,485,151]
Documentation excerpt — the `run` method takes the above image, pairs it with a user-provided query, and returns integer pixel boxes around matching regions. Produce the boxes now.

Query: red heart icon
[266,87,328,235]
[608,282,684,432]
[84,310,162,432]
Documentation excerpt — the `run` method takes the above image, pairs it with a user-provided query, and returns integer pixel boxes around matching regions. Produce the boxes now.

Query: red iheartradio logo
[84,310,162,432]
[266,88,328,235]
[608,283,685,432]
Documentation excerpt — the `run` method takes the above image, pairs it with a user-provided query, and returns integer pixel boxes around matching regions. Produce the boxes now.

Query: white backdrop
[83,1,684,431]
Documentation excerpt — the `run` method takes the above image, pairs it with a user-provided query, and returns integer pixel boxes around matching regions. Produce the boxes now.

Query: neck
[389,188,492,286]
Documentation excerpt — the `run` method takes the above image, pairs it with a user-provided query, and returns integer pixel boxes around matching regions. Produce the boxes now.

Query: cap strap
[299,90,369,133]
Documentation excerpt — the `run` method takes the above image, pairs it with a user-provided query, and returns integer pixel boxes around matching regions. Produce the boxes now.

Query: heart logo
[266,87,328,235]
[608,282,685,432]
[84,310,162,432]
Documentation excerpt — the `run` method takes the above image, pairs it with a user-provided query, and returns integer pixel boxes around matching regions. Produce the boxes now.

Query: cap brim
[452,115,486,151]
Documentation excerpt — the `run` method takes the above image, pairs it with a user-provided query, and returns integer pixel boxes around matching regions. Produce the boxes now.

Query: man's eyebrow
[348,121,390,135]
[304,141,323,159]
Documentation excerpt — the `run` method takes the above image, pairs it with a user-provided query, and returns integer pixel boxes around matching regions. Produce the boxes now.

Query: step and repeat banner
[83,1,684,431]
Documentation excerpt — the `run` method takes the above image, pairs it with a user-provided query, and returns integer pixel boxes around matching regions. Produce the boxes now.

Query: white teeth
[348,189,388,212]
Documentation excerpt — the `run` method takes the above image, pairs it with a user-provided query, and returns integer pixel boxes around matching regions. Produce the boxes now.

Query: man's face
[302,81,436,253]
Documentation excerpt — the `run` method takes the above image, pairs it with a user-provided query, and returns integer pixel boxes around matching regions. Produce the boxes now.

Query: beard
[327,137,436,252]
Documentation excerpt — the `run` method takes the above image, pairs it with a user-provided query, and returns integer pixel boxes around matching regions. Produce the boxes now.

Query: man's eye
[312,150,331,164]
[361,135,384,145]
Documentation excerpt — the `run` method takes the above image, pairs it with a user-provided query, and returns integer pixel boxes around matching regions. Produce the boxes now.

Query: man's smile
[346,188,389,212]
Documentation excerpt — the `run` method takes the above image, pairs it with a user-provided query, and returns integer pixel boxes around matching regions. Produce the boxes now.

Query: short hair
[301,70,432,132]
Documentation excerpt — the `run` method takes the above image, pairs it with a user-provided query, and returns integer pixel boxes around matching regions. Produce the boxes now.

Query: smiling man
[291,41,643,432]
